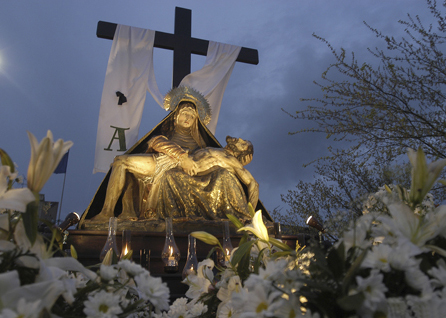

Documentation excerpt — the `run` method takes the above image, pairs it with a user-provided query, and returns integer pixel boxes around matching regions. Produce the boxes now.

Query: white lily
[238,210,269,242]
[13,219,52,261]
[1,280,65,312]
[44,257,98,281]
[197,259,215,281]
[183,273,212,300]
[26,130,73,193]
[217,275,243,302]
[0,298,42,318]
[407,147,446,205]
[386,201,446,249]
[0,271,21,303]
[0,240,15,252]
[0,165,35,212]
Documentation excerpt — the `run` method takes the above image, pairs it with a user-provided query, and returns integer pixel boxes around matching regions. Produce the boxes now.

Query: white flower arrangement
[175,147,446,318]
[0,131,170,318]
[3,131,446,318]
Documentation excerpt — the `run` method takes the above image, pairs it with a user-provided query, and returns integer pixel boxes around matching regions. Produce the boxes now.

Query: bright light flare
[306,216,313,224]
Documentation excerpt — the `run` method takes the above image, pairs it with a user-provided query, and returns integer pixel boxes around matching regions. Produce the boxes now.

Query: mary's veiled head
[164,86,211,124]
[161,87,213,149]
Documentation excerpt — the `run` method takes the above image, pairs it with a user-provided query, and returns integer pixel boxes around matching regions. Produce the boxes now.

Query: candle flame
[169,245,173,256]
[225,248,231,262]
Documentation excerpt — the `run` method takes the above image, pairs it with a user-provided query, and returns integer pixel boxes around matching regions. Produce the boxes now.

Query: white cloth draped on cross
[93,24,240,174]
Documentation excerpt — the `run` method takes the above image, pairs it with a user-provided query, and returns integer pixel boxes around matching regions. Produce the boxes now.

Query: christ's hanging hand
[180,155,198,176]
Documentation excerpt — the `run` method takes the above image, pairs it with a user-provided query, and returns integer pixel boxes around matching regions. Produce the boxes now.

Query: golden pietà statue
[79,87,268,231]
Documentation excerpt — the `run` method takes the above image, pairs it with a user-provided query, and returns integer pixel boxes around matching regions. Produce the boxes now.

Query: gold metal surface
[81,87,262,229]
[163,86,211,125]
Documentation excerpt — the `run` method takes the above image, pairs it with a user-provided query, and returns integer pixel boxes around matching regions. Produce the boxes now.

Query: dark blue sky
[0,1,433,222]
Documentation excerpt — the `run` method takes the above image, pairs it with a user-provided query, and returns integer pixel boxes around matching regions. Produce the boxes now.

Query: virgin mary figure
[79,86,269,230]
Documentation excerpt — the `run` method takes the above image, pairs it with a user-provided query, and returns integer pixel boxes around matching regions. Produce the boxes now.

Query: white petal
[0,187,35,212]
[14,219,32,251]
[26,131,39,189]
[0,213,9,232]
[26,131,39,164]
[252,210,269,241]
[0,240,16,252]
[46,130,54,141]
[26,130,73,193]
[0,271,20,299]
[407,148,417,166]
[387,202,419,238]
[44,257,98,281]
[32,138,53,191]
[426,159,446,192]
[238,225,261,238]
[0,166,10,194]
[2,280,65,310]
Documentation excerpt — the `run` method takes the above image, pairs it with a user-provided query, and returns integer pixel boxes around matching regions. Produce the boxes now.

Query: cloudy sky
[0,1,434,222]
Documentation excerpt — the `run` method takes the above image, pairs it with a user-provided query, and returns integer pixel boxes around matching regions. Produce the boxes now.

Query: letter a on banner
[93,25,162,173]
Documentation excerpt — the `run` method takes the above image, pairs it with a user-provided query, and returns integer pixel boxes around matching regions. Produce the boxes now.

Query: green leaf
[0,148,15,173]
[342,248,368,295]
[269,237,292,251]
[425,244,446,257]
[112,249,119,265]
[38,308,52,318]
[70,245,78,259]
[0,148,15,189]
[40,218,62,249]
[23,200,39,246]
[327,243,345,280]
[253,247,267,274]
[272,250,294,258]
[226,214,243,229]
[337,292,365,311]
[121,250,133,260]
[237,248,252,282]
[103,248,120,265]
[247,203,256,217]
[239,232,249,246]
[102,249,113,265]
[231,240,256,268]
[373,311,387,318]
[206,246,218,259]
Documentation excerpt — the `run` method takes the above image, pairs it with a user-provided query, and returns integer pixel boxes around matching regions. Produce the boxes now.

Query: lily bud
[26,130,73,193]
[238,210,269,242]
[407,147,446,205]
[191,231,220,246]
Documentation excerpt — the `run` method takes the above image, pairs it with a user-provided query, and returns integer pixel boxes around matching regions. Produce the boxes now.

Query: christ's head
[226,135,254,166]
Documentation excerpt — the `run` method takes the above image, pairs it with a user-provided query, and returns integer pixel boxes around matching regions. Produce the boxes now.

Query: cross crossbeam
[96,7,259,87]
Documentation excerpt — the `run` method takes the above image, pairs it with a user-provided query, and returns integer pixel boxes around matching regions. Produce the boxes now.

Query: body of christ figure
[89,86,259,223]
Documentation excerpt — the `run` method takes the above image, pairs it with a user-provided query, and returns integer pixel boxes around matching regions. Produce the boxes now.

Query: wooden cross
[97,7,259,87]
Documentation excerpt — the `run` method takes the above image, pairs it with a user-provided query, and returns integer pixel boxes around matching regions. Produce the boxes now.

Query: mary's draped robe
[79,109,271,230]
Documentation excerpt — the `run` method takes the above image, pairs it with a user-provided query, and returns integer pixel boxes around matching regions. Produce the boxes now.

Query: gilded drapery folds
[79,87,270,232]
[154,167,251,220]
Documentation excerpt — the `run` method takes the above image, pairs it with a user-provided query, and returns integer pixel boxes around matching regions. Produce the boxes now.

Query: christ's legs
[91,154,156,221]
